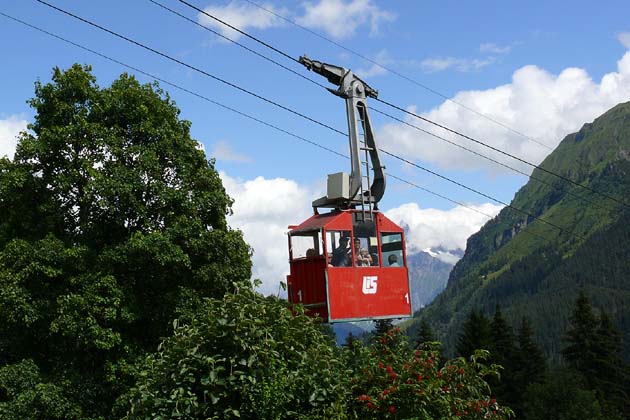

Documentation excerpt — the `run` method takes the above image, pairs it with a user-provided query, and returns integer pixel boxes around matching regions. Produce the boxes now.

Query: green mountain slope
[412,102,630,361]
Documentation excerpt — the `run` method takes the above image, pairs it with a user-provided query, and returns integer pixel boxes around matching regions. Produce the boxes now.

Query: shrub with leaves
[126,285,349,420]
[347,327,514,419]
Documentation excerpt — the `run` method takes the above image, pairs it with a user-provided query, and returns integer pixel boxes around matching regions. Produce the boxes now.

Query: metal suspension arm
[299,55,385,209]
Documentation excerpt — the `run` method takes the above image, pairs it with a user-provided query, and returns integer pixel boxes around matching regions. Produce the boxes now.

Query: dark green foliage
[562,291,601,379]
[0,360,82,420]
[594,312,629,413]
[0,65,251,419]
[522,369,608,420]
[562,293,628,417]
[373,319,394,338]
[127,287,348,420]
[513,317,547,415]
[456,310,492,358]
[414,319,436,349]
[488,306,518,409]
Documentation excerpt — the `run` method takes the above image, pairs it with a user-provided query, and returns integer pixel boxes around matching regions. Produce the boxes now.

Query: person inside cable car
[357,247,372,266]
[330,236,351,267]
[352,238,362,265]
[388,254,400,267]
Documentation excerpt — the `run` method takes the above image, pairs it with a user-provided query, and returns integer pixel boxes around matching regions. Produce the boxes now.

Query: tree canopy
[0,64,251,419]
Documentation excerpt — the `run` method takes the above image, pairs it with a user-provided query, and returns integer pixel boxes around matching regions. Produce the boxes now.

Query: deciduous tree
[0,64,251,419]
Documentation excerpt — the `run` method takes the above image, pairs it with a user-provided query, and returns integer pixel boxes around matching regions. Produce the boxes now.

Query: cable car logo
[362,276,378,294]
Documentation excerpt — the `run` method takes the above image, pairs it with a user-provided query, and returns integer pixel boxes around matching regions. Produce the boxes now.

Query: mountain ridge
[411,101,630,360]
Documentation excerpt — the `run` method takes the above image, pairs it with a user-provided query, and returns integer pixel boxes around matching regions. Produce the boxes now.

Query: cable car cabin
[286,209,412,323]
[287,56,412,322]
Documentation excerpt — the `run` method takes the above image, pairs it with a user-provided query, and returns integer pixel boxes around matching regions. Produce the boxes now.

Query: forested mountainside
[411,102,630,361]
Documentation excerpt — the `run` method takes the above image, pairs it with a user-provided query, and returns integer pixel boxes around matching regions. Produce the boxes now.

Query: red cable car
[286,57,412,323]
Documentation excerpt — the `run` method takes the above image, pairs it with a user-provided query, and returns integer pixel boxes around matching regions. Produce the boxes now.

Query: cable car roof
[288,210,404,234]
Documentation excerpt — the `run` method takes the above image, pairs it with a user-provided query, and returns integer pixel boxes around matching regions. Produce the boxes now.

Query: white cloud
[618,32,630,49]
[479,42,511,54]
[354,49,390,78]
[385,202,503,264]
[0,115,28,159]
[197,0,394,42]
[420,56,496,73]
[198,1,286,41]
[221,172,320,295]
[211,140,253,163]
[379,52,630,173]
[297,0,395,40]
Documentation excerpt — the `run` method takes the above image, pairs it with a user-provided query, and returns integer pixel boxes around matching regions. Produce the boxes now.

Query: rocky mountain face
[407,250,454,313]
[410,102,630,360]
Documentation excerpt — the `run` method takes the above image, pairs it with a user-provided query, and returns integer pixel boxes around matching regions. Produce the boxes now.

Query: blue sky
[1,0,630,292]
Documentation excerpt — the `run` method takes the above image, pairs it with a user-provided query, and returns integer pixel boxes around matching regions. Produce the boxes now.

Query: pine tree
[561,291,600,383]
[562,291,628,418]
[489,305,518,410]
[373,319,394,337]
[414,319,436,349]
[515,317,547,384]
[593,311,628,415]
[513,317,547,416]
[456,309,492,358]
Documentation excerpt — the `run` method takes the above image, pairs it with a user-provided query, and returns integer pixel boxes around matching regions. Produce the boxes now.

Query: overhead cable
[22,4,587,240]
[376,97,630,209]
[171,0,628,211]
[1,9,495,225]
[370,106,610,212]
[35,0,344,137]
[240,0,553,151]
[147,0,328,91]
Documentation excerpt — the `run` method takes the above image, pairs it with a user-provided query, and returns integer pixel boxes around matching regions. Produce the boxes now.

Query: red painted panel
[326,266,412,321]
[287,256,329,321]
[376,212,404,232]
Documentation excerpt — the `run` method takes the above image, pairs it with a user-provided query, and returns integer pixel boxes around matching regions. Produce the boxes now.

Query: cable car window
[326,230,352,267]
[381,232,404,267]
[289,230,323,260]
[352,218,379,267]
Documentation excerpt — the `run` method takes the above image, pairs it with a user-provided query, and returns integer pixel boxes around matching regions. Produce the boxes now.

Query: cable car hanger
[299,56,385,213]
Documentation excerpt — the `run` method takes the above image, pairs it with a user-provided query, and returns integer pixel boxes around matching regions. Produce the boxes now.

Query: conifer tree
[489,305,518,410]
[561,291,600,383]
[513,317,547,416]
[373,319,394,338]
[414,319,436,349]
[456,309,492,358]
[593,311,628,415]
[515,317,546,384]
[562,291,628,418]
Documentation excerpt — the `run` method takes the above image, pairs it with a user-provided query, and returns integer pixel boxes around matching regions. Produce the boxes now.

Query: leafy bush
[346,327,514,419]
[126,285,348,420]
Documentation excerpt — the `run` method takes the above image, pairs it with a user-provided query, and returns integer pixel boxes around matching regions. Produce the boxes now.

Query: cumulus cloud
[420,56,497,73]
[385,202,503,264]
[354,50,390,78]
[198,1,286,40]
[618,32,630,49]
[211,140,253,163]
[197,0,394,42]
[379,52,630,173]
[479,42,512,54]
[0,115,28,159]
[221,172,319,295]
[297,0,395,39]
